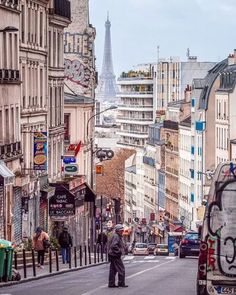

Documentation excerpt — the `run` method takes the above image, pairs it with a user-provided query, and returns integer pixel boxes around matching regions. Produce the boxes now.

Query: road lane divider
[81,258,175,295]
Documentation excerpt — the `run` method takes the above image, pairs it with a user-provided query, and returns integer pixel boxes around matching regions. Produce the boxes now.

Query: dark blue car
[179,231,200,258]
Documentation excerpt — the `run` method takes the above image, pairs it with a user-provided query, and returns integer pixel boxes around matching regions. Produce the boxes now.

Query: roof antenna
[186,48,190,58]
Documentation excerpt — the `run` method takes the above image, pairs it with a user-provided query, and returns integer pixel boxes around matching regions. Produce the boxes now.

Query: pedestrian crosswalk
[123,255,176,264]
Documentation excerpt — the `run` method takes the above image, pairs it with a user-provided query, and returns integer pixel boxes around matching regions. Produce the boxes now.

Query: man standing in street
[108,224,128,288]
[58,226,73,264]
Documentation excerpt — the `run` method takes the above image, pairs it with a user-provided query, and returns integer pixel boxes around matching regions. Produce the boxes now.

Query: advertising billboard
[33,132,47,170]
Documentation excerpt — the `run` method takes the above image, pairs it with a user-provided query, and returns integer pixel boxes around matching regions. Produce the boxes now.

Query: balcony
[0,0,19,10]
[0,69,20,84]
[118,104,153,111]
[0,142,22,160]
[53,0,71,19]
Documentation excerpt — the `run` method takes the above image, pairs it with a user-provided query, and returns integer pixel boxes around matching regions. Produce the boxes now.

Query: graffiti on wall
[208,174,236,277]
[64,59,92,88]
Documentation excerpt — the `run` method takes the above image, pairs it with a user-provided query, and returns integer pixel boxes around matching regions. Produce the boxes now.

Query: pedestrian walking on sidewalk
[108,224,128,288]
[33,227,49,269]
[58,226,73,264]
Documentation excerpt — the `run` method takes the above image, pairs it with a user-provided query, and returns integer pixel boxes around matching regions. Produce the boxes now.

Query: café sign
[49,191,75,217]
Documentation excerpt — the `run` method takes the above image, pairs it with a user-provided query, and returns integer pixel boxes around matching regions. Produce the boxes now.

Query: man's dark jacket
[108,232,124,259]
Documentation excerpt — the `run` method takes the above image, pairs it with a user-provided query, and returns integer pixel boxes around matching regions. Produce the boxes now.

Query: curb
[0,261,109,288]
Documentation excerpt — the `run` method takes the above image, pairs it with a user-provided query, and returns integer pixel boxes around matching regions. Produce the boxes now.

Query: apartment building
[163,97,191,222]
[0,0,22,241]
[179,116,192,229]
[117,64,154,149]
[153,56,216,113]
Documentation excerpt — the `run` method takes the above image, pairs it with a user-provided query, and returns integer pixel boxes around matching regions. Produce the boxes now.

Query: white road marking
[123,256,134,261]
[165,256,176,260]
[131,260,159,263]
[80,259,175,295]
[144,256,155,260]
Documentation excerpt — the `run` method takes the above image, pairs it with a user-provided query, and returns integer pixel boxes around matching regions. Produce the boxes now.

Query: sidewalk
[0,251,108,287]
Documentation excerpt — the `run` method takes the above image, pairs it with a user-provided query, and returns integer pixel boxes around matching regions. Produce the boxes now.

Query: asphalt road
[0,255,198,295]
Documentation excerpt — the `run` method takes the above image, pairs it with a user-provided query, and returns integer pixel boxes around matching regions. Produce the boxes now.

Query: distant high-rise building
[96,14,117,125]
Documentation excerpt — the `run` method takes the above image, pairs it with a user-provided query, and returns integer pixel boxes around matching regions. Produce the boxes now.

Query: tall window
[40,11,43,47]
[21,5,25,43]
[0,110,2,143]
[64,113,70,141]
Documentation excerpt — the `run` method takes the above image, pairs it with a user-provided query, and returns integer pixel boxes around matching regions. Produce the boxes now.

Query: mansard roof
[198,59,228,110]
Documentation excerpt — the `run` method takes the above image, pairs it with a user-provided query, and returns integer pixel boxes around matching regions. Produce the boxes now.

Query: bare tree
[96,149,135,201]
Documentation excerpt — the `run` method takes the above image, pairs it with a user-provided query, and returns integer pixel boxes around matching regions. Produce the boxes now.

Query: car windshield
[135,243,147,248]
[185,233,198,240]
[157,244,168,249]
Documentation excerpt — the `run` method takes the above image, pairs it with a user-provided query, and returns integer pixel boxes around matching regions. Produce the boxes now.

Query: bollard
[106,245,108,262]
[74,246,77,268]
[101,243,104,262]
[97,245,100,263]
[79,245,82,267]
[49,249,52,273]
[55,249,59,271]
[88,245,91,265]
[23,249,27,278]
[94,244,97,264]
[14,251,17,270]
[68,247,72,269]
[31,249,36,277]
[84,245,87,266]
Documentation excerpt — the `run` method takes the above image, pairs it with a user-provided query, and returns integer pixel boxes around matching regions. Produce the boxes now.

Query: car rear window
[135,243,147,248]
[185,233,198,240]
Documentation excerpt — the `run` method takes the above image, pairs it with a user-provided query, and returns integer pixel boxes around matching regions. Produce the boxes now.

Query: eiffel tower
[96,13,117,105]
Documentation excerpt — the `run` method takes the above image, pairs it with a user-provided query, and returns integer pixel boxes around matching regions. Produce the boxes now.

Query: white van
[197,162,236,295]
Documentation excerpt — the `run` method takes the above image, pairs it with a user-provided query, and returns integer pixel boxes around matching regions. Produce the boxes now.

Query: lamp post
[86,105,117,189]
[86,105,117,246]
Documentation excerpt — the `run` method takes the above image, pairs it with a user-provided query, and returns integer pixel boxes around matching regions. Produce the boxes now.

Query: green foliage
[50,236,60,250]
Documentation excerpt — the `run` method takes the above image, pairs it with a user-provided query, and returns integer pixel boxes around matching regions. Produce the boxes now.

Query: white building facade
[117,65,154,149]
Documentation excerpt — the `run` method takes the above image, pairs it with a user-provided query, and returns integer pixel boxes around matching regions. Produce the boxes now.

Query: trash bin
[0,239,13,282]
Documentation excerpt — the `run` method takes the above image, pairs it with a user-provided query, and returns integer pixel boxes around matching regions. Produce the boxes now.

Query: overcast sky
[89,0,236,77]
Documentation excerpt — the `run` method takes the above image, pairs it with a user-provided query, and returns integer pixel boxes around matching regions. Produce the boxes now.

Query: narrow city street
[0,256,198,295]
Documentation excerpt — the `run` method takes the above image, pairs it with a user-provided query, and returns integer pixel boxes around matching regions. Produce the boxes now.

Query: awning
[40,185,56,198]
[0,161,15,184]
[84,182,96,202]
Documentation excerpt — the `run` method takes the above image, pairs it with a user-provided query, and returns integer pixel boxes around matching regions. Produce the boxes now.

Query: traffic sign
[63,156,76,164]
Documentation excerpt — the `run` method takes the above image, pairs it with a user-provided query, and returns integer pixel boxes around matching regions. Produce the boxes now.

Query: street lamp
[86,105,118,145]
[86,105,117,246]
[0,26,18,33]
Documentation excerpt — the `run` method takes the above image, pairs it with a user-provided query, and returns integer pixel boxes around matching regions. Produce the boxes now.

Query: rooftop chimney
[228,53,235,66]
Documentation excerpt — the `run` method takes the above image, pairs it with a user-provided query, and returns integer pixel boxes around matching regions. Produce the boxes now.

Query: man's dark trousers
[109,257,125,286]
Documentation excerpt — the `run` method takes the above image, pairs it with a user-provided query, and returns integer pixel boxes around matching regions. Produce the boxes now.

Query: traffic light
[96,165,104,174]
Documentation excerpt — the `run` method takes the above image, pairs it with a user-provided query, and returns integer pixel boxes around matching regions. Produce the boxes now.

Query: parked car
[124,242,131,255]
[154,244,169,256]
[147,243,156,255]
[179,231,200,258]
[133,243,149,256]
[196,162,236,295]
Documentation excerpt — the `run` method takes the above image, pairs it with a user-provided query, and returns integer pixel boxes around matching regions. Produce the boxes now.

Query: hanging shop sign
[33,132,47,170]
[64,164,78,175]
[49,190,75,217]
